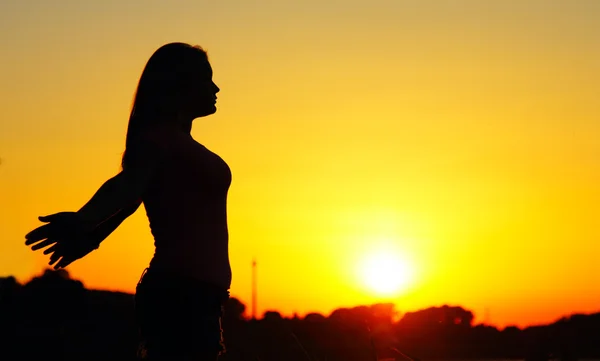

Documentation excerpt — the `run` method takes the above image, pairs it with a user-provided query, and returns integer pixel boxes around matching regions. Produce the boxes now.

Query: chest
[166,140,232,193]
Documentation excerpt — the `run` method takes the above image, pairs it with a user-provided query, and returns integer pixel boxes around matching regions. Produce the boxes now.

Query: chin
[197,106,217,118]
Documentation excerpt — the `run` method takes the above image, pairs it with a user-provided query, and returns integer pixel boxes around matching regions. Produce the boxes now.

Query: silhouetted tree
[223,296,246,321]
[2,271,600,361]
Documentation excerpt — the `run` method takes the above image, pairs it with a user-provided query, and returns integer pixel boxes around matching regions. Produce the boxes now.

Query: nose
[213,82,220,94]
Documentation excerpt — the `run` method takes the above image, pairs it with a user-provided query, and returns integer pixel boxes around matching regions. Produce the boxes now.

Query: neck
[174,112,194,135]
[180,121,192,134]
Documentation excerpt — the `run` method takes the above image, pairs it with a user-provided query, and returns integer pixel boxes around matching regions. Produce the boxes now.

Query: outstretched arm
[75,170,146,228]
[88,200,142,247]
[25,198,143,253]
[25,126,171,268]
[33,201,142,269]
[76,127,169,227]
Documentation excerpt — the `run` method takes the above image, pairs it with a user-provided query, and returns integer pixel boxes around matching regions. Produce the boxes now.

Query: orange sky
[1,1,599,328]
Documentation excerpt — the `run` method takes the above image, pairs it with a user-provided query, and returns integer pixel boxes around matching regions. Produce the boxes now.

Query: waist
[137,266,230,302]
[149,249,232,290]
[150,222,229,247]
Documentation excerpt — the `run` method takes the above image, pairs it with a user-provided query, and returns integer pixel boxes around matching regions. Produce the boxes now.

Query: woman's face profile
[184,60,220,119]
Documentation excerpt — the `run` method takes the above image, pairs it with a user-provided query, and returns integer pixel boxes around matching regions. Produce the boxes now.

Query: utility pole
[484,307,491,325]
[251,258,257,320]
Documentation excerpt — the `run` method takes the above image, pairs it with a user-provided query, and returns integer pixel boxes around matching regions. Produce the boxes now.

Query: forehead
[192,59,212,78]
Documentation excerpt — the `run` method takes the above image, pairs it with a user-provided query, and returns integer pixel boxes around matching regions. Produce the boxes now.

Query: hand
[45,237,99,269]
[25,212,95,250]
[25,212,98,269]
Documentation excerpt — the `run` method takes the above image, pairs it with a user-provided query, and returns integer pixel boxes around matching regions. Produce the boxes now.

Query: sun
[359,249,415,296]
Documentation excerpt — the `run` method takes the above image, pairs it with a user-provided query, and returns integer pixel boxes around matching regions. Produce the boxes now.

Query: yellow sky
[1,0,599,328]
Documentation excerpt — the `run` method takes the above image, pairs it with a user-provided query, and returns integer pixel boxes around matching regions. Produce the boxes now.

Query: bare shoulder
[126,124,178,168]
[132,124,177,150]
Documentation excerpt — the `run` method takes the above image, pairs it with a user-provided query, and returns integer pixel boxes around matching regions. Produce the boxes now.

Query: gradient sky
[1,0,599,328]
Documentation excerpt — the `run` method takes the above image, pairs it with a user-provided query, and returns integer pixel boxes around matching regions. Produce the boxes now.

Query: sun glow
[359,249,415,296]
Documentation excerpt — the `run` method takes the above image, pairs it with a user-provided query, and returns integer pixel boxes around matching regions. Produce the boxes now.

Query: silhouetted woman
[25,42,230,361]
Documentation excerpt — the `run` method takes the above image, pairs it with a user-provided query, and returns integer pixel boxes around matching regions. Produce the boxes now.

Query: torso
[141,132,232,290]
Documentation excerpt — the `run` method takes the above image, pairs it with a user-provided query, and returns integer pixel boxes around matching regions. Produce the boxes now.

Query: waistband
[137,267,230,299]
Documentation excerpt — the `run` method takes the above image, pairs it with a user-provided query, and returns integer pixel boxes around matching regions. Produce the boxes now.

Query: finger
[49,250,64,266]
[26,226,80,246]
[31,238,58,251]
[25,227,48,243]
[38,213,68,222]
[49,254,62,267]
[26,238,59,249]
[49,245,64,261]
[25,224,55,244]
[43,244,58,255]
[55,256,73,269]
[25,237,48,247]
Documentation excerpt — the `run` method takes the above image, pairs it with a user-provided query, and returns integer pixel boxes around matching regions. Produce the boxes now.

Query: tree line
[1,269,598,361]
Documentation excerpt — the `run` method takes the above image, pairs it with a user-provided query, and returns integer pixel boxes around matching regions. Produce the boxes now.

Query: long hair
[121,42,208,169]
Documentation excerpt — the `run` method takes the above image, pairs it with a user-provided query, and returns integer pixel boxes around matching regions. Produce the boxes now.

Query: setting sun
[359,249,415,296]
[2,0,600,333]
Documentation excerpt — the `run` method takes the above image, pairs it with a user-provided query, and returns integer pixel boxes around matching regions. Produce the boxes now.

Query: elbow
[123,199,142,216]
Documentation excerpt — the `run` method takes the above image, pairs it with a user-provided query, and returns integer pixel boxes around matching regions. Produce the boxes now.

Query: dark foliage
[1,270,598,361]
